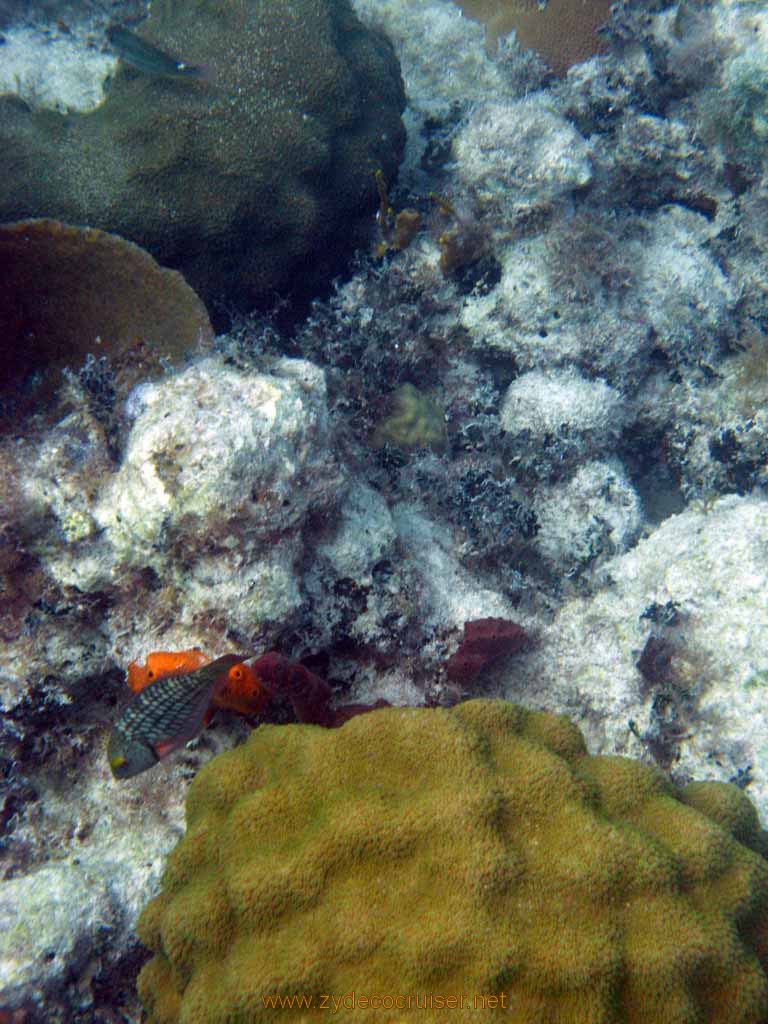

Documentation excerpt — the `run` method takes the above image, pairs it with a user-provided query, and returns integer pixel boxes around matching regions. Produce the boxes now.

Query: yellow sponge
[138,700,768,1023]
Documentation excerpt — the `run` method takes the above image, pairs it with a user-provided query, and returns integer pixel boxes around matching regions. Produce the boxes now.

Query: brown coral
[452,0,614,72]
[0,0,406,311]
[0,219,213,426]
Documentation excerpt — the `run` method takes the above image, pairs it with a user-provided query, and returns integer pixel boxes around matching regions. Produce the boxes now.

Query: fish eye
[147,669,155,679]
[230,666,244,681]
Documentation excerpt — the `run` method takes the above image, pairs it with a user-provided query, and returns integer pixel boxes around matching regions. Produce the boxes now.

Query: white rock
[504,493,768,824]
[0,27,115,113]
[454,96,592,201]
[459,232,650,382]
[634,206,735,365]
[392,502,513,629]
[96,357,336,570]
[500,368,627,450]
[534,460,643,572]
[351,0,507,115]
[317,481,396,584]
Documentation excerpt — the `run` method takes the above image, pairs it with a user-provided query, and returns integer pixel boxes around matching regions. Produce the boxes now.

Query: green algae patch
[0,0,405,311]
[137,699,768,1023]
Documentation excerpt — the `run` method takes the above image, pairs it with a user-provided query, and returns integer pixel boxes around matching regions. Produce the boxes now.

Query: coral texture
[500,369,626,469]
[454,96,592,202]
[0,0,405,308]
[372,382,447,451]
[8,355,344,676]
[451,0,614,69]
[0,218,212,423]
[138,699,768,1023]
[533,460,642,574]
[506,493,768,817]
[9,0,768,1017]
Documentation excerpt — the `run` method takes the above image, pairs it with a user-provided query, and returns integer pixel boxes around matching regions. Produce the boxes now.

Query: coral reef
[505,494,768,813]
[500,369,627,478]
[0,0,406,310]
[353,0,515,117]
[532,460,643,575]
[15,357,344,646]
[453,94,593,206]
[9,0,768,1018]
[0,219,213,425]
[0,355,352,1016]
[242,651,389,727]
[138,699,768,1023]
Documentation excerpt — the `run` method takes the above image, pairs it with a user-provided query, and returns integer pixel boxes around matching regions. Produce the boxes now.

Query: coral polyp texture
[137,699,768,1024]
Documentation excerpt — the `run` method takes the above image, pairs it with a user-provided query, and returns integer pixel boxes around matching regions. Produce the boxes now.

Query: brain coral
[0,0,405,310]
[137,699,768,1023]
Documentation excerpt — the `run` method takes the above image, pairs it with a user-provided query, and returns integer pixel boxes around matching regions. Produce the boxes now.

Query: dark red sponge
[446,618,527,685]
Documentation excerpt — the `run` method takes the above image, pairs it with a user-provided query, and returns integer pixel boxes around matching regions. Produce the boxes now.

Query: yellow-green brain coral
[138,700,768,1023]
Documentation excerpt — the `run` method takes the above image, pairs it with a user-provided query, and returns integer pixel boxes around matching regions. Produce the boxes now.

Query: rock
[533,460,643,574]
[500,368,628,472]
[453,95,592,205]
[15,357,343,656]
[504,493,768,822]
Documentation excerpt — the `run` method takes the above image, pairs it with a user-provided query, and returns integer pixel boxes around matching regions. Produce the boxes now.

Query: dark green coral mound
[138,699,768,1023]
[0,0,405,310]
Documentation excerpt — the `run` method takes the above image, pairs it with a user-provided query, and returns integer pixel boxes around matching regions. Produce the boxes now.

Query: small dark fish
[106,25,212,81]
[107,654,249,779]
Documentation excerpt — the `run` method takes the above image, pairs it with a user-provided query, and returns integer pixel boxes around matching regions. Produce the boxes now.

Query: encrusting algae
[137,699,768,1023]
